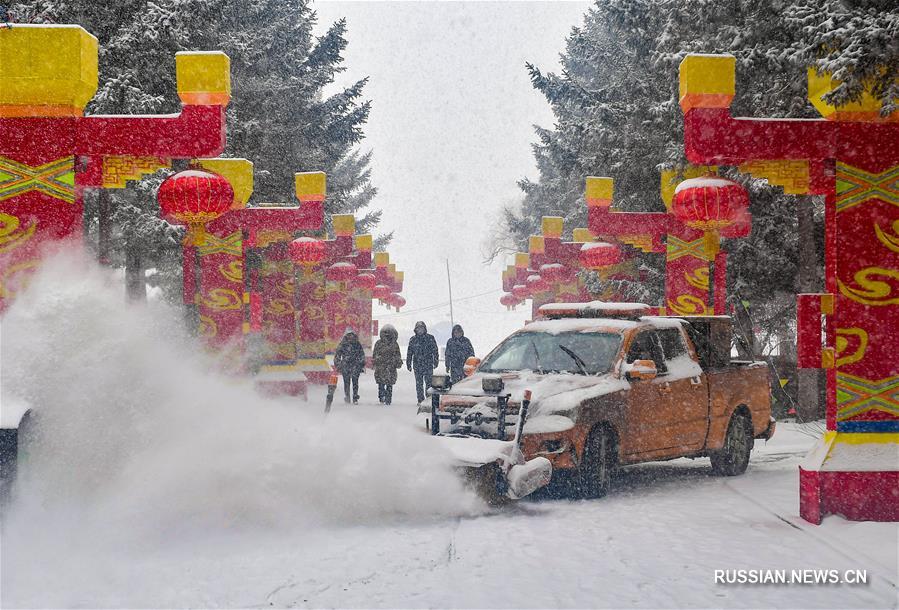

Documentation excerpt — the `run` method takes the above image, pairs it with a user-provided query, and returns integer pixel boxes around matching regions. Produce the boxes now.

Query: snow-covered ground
[2,257,897,609]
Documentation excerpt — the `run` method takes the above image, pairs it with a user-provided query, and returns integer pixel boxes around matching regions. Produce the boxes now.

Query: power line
[375,288,502,318]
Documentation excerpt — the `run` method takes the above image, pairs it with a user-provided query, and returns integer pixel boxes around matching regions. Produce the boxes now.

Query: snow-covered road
[4,367,896,609]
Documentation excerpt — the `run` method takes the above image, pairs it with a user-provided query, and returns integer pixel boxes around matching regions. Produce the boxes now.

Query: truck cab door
[622,330,672,457]
[656,327,708,454]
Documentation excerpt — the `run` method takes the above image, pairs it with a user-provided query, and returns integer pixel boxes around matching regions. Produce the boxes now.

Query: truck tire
[711,412,752,476]
[576,427,614,499]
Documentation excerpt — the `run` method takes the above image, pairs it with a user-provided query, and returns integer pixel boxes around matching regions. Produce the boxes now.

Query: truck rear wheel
[576,427,614,499]
[711,412,752,476]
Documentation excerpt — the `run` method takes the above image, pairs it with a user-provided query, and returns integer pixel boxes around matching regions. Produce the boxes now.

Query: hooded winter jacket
[334,330,365,376]
[373,324,403,385]
[445,324,475,381]
[406,321,439,370]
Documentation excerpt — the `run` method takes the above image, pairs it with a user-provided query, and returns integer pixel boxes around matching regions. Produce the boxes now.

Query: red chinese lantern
[526,274,550,293]
[326,261,357,281]
[373,284,391,300]
[289,237,327,274]
[353,272,376,291]
[389,294,406,310]
[512,284,530,300]
[672,176,750,258]
[500,293,520,310]
[158,169,234,246]
[579,242,622,270]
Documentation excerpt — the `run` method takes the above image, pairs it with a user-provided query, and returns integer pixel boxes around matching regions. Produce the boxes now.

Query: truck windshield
[479,331,621,375]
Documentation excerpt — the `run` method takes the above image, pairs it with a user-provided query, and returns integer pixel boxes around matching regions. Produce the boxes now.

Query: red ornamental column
[290,172,331,384]
[679,53,899,523]
[324,214,358,355]
[351,235,375,354]
[0,25,231,312]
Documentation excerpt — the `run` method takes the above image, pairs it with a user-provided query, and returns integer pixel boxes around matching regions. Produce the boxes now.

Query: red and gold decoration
[678,52,899,523]
[158,169,233,246]
[0,24,230,312]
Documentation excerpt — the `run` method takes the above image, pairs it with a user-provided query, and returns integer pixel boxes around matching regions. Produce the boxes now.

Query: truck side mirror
[626,359,657,381]
[463,356,481,377]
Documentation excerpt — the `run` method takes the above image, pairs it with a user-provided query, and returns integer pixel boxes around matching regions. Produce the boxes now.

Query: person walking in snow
[334,328,365,404]
[406,321,439,405]
[445,324,475,384]
[372,324,403,405]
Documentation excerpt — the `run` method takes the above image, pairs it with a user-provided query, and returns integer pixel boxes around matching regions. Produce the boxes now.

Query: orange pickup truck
[433,302,775,498]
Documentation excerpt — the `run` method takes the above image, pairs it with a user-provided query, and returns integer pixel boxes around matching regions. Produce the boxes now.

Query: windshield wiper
[559,345,589,376]
[530,338,545,374]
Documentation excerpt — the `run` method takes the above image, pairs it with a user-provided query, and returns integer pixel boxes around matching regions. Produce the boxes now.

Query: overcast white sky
[312,0,591,353]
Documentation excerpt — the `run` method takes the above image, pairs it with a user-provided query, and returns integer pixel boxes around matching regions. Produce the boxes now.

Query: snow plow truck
[425,302,775,500]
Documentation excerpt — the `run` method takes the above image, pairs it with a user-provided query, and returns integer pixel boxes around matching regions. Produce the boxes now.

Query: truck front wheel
[576,427,614,499]
[711,412,752,476]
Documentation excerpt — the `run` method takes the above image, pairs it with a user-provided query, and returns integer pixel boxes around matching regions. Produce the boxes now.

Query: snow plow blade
[456,456,552,504]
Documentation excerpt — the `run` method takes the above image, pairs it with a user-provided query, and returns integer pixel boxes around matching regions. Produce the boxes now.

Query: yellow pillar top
[542,217,564,239]
[572,228,593,243]
[585,176,614,207]
[515,252,529,268]
[529,235,545,254]
[374,252,389,267]
[808,69,898,122]
[679,54,735,113]
[192,158,253,210]
[355,234,373,252]
[395,270,404,283]
[176,51,231,106]
[332,214,355,237]
[295,171,327,202]
[0,24,98,116]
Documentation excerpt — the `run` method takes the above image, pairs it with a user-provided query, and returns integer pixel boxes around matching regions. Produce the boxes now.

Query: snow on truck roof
[526,302,690,335]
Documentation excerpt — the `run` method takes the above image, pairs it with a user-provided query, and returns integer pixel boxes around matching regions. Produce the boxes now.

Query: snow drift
[0,251,483,553]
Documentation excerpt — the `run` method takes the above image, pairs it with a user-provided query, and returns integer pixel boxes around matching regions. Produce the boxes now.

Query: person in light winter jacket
[445,324,475,383]
[406,321,439,404]
[372,324,403,405]
[334,328,365,404]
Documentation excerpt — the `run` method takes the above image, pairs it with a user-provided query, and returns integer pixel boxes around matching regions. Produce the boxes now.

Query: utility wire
[376,288,502,317]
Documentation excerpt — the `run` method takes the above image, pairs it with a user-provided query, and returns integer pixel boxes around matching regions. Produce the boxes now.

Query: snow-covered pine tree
[10,0,383,302]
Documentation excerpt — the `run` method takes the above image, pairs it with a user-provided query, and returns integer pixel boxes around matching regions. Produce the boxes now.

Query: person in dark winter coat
[334,329,365,404]
[445,324,475,383]
[372,324,403,405]
[406,321,439,404]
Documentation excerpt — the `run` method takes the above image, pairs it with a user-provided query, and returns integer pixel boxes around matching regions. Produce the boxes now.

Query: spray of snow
[1,251,484,563]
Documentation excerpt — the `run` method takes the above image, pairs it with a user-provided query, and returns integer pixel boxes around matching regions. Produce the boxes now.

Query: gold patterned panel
[875,219,899,253]
[738,159,810,195]
[0,212,36,254]
[836,328,869,368]
[685,267,710,291]
[620,234,655,253]
[0,259,40,299]
[666,294,709,315]
[102,155,170,188]
[198,315,217,338]
[197,288,242,311]
[218,259,243,284]
[265,298,294,316]
[837,267,899,306]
